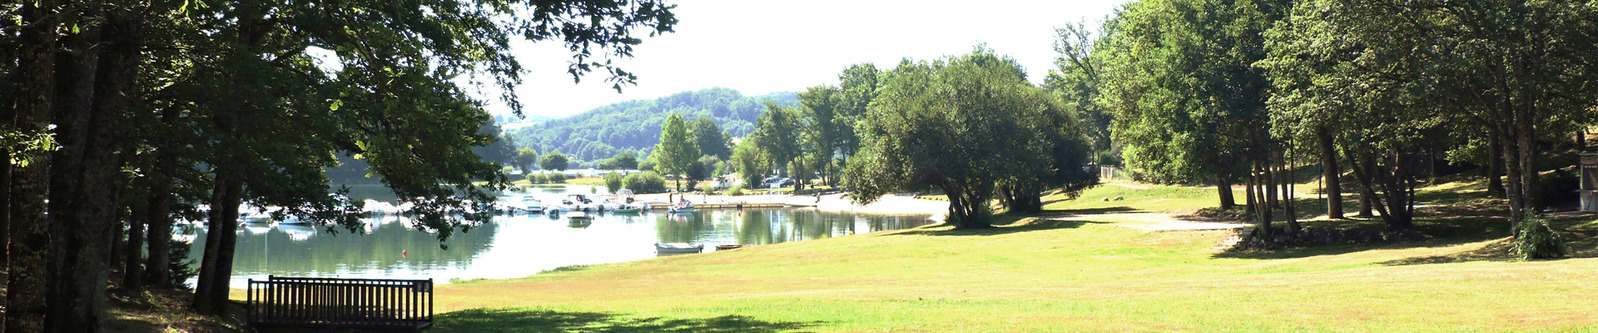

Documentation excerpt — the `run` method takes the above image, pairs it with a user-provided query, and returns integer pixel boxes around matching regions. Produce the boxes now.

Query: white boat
[518,196,543,212]
[654,242,703,255]
[667,202,695,214]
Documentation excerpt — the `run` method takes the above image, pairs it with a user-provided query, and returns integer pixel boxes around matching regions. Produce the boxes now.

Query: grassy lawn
[426,178,1598,332]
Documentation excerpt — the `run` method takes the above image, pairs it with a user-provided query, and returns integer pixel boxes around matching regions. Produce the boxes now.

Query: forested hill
[504,88,798,164]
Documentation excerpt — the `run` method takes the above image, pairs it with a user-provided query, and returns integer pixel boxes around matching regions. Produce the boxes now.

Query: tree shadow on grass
[891,218,1112,237]
[1377,212,1598,266]
[435,308,818,333]
[1212,215,1513,260]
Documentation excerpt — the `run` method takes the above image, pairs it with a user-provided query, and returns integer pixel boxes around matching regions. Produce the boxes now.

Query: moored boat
[654,242,704,255]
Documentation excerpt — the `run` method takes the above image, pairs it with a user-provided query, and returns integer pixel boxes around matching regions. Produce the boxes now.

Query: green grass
[382,178,1598,331]
[1044,182,1223,213]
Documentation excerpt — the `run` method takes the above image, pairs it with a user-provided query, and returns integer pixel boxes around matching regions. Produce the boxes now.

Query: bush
[700,182,716,195]
[728,185,744,196]
[622,171,668,194]
[1513,216,1567,260]
[603,173,624,192]
[548,173,567,183]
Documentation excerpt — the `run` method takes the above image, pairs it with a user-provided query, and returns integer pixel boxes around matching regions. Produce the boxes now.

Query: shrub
[622,171,668,194]
[1513,216,1567,260]
[700,182,716,195]
[603,172,624,192]
[548,173,567,183]
[728,185,744,196]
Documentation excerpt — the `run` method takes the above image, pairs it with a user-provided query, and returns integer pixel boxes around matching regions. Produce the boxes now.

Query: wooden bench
[246,276,434,332]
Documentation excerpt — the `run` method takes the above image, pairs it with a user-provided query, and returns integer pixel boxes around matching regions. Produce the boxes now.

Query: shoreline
[635,192,948,220]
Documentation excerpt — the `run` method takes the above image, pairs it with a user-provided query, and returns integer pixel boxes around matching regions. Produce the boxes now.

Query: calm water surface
[187,185,937,289]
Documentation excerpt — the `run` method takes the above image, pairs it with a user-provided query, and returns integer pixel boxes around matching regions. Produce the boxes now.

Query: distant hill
[505,88,798,164]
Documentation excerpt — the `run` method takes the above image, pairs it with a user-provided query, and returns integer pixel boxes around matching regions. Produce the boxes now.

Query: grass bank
[426,179,1598,332]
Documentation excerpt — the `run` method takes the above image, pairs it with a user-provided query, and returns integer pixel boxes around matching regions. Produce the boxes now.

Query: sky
[475,0,1131,119]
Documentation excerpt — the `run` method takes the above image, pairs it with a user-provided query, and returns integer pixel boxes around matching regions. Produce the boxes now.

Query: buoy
[402,250,408,258]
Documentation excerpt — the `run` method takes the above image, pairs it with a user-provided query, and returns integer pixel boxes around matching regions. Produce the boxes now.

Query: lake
[185,185,938,289]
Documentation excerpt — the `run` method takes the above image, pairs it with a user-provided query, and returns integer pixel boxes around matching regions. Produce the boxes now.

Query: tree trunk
[1284,147,1300,234]
[1216,175,1236,210]
[1499,125,1525,223]
[1517,115,1541,214]
[145,181,176,287]
[8,1,60,331]
[1317,127,1343,219]
[125,195,147,292]
[193,175,243,315]
[1486,134,1504,197]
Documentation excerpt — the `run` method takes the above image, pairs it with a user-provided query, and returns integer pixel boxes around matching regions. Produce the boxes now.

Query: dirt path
[1049,212,1248,231]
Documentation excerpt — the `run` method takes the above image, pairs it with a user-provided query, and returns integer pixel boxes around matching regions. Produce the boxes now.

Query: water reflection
[188,186,936,288]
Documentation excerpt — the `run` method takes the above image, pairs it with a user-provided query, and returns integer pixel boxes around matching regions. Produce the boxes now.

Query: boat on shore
[654,242,703,255]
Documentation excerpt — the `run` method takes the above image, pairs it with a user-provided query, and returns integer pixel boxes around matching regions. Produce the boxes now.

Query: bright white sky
[475,0,1131,119]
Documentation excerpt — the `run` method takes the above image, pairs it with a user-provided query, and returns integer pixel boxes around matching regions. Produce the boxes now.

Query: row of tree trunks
[7,0,61,331]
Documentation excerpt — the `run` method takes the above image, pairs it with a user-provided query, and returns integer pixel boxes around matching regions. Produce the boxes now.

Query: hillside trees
[845,49,1090,228]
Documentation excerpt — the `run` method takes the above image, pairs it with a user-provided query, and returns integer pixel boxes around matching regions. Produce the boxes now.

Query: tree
[603,172,624,192]
[541,151,571,171]
[653,113,699,190]
[514,147,540,173]
[836,63,880,159]
[798,85,843,186]
[1045,21,1115,166]
[598,150,640,170]
[691,117,730,159]
[2,0,678,326]
[1261,0,1598,230]
[752,102,802,177]
[1096,0,1286,215]
[732,138,765,189]
[845,48,1077,228]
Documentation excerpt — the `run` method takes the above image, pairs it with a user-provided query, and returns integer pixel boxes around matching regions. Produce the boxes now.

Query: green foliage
[654,113,700,189]
[162,238,198,290]
[728,185,744,196]
[1095,0,1277,185]
[597,150,639,170]
[504,88,798,162]
[547,173,568,184]
[845,48,1083,228]
[732,138,765,188]
[1513,216,1567,260]
[836,63,880,158]
[691,117,731,159]
[752,102,802,175]
[603,172,624,192]
[638,159,655,172]
[514,147,540,172]
[540,151,570,171]
[622,171,668,194]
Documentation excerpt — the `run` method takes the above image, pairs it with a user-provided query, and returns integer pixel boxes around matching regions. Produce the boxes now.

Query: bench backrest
[246,276,434,329]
